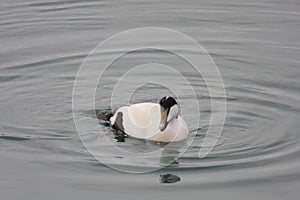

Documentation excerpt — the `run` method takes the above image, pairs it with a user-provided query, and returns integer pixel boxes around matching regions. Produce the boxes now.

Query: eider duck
[105,96,189,142]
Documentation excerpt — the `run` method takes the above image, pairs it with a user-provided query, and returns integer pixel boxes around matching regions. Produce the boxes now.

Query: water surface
[1,0,300,199]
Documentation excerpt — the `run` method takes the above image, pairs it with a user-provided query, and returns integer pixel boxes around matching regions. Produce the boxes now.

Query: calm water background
[1,0,300,199]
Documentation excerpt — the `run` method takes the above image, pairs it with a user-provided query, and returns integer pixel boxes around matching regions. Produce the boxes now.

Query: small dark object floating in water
[159,173,181,184]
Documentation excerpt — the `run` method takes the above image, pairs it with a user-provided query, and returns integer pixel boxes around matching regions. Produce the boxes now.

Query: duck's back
[110,103,160,139]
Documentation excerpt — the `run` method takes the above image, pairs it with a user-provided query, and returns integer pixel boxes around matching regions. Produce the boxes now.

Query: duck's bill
[159,107,168,131]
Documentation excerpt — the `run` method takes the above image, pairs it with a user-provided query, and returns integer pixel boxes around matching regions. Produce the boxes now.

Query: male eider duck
[107,96,189,143]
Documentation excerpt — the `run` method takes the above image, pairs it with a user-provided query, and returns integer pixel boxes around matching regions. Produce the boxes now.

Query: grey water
[1,0,300,199]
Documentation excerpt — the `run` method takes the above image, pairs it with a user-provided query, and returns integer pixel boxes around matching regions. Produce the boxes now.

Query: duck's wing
[110,103,160,139]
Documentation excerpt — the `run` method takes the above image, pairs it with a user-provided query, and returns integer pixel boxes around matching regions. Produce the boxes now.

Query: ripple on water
[87,73,300,182]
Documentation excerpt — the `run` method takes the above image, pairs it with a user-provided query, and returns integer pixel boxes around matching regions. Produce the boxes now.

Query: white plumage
[110,97,189,142]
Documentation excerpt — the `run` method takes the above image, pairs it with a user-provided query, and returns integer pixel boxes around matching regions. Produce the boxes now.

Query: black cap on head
[159,96,177,109]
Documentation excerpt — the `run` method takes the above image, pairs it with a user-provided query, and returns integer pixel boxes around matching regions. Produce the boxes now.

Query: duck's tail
[96,111,114,121]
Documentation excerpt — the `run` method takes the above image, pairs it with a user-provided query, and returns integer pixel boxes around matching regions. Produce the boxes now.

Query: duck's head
[159,96,180,131]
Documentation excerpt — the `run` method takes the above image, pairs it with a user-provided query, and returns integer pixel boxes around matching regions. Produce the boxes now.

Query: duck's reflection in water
[160,144,180,166]
[147,141,183,184]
